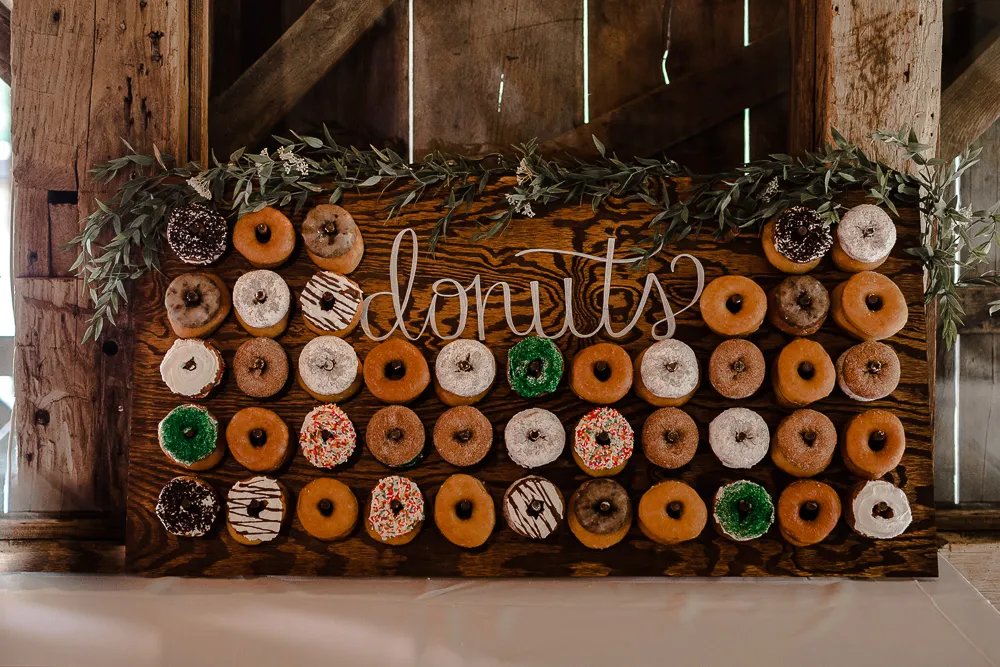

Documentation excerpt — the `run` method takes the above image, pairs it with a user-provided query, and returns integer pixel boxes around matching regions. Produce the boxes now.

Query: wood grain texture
[0,539,124,573]
[941,33,1000,159]
[127,184,935,577]
[789,0,818,154]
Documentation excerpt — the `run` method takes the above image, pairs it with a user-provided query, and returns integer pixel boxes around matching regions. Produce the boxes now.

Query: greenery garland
[70,127,1000,347]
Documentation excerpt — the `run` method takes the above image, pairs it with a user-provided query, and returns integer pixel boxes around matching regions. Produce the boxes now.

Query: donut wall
[126,185,936,577]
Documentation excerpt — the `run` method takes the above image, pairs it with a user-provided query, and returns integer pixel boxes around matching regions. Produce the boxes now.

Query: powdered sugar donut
[709,407,770,469]
[434,339,496,406]
[159,338,224,398]
[296,336,363,402]
[233,269,291,337]
[834,204,896,271]
[504,408,565,469]
[572,407,634,476]
[300,271,363,337]
[635,339,699,407]
[846,480,911,539]
[365,475,424,545]
[299,404,357,469]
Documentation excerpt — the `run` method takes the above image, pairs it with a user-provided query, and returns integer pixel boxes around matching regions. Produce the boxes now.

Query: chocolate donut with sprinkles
[300,271,363,337]
[763,206,832,274]
[155,476,220,538]
[572,407,634,477]
[166,204,227,265]
[299,403,357,469]
[365,475,425,545]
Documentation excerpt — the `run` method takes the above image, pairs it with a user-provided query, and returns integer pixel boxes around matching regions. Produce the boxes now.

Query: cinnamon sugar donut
[570,343,633,404]
[700,275,767,336]
[772,338,835,408]
[833,204,896,272]
[296,478,358,541]
[771,409,837,477]
[226,407,292,473]
[708,339,765,399]
[434,339,496,406]
[638,480,707,544]
[777,480,841,546]
[836,341,900,401]
[841,409,905,479]
[641,407,698,469]
[233,207,295,268]
[433,473,495,548]
[233,337,289,398]
[634,339,700,407]
[767,275,829,336]
[302,204,365,274]
[363,338,430,404]
[366,405,425,469]
[831,271,908,341]
[433,406,493,467]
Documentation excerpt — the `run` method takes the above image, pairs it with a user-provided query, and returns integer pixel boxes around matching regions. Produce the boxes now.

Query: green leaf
[592,135,606,157]
[359,175,382,187]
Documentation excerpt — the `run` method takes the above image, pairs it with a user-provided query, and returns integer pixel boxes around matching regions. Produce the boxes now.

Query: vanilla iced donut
[709,407,770,469]
[635,339,699,407]
[233,269,291,337]
[297,336,362,402]
[504,408,565,469]
[159,338,224,398]
[300,271,363,337]
[835,204,896,268]
[846,480,912,539]
[434,339,496,405]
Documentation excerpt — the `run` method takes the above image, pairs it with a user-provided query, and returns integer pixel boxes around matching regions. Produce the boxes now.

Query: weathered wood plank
[957,335,1000,502]
[12,185,51,278]
[935,314,958,502]
[189,0,210,164]
[0,512,123,540]
[941,35,1000,159]
[0,540,124,572]
[0,4,11,86]
[789,0,818,154]
[941,530,1000,608]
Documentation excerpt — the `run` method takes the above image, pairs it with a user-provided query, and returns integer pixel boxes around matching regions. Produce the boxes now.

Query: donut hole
[254,222,272,243]
[182,426,198,439]
[246,499,267,518]
[182,357,199,372]
[249,428,268,447]
[596,500,614,515]
[663,429,681,445]
[666,500,684,520]
[456,357,474,372]
[249,357,267,376]
[866,360,883,375]
[872,501,894,520]
[389,499,404,516]
[865,293,884,312]
[737,499,753,521]
[252,289,268,305]
[796,291,813,310]
[180,499,197,513]
[317,498,335,517]
[526,499,546,518]
[319,291,337,311]
[595,430,612,446]
[453,428,474,444]
[868,429,887,452]
[385,427,405,442]
[730,358,747,374]
[526,429,542,442]
[798,501,820,521]
[525,358,544,378]
[384,360,407,381]
[592,360,612,382]
[797,361,816,380]
[800,430,817,447]
[455,500,474,520]
[726,294,744,314]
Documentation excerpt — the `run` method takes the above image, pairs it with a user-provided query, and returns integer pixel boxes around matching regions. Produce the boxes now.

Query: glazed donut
[762,207,832,273]
[225,407,291,473]
[365,475,424,545]
[569,343,633,404]
[700,275,767,337]
[296,478,358,541]
[846,480,911,539]
[772,338,835,408]
[572,407,634,476]
[233,207,295,268]
[159,338,224,398]
[777,480,841,546]
[434,473,495,548]
[708,339,765,399]
[841,409,905,479]
[770,409,837,477]
[302,204,365,274]
[767,275,829,336]
[233,269,291,338]
[166,204,227,265]
[831,271,908,341]
[836,341,900,401]
[299,403,357,469]
[568,479,632,549]
[233,337,289,398]
[296,336,363,403]
[363,338,430,404]
[158,404,223,471]
[712,480,775,541]
[638,480,707,545]
[164,272,231,339]
[708,407,770,469]
[155,476,220,538]
[227,476,289,545]
[503,475,565,539]
[641,407,698,469]
[634,339,700,407]
[505,408,565,468]
[366,405,425,468]
[433,406,493,467]
[507,336,564,398]
[434,339,496,405]
[300,271,363,337]
[833,204,896,272]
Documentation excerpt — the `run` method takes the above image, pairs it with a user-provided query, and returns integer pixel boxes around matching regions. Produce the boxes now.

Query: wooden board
[126,185,936,577]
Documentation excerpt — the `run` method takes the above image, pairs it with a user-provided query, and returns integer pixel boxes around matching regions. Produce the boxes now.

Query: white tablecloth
[2,556,999,667]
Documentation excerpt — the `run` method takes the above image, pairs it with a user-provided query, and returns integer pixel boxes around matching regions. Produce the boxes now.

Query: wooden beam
[0,512,123,540]
[941,35,1000,159]
[189,0,210,164]
[938,505,1000,531]
[789,0,817,155]
[209,0,394,153]
[0,540,124,573]
[0,4,10,86]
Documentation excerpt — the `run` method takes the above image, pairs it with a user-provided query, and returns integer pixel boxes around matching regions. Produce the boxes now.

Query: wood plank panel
[749,0,790,160]
[957,334,1000,502]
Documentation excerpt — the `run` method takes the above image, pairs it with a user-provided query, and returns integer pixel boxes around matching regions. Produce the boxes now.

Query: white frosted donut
[708,407,770,469]
[159,338,223,397]
[233,270,290,329]
[849,480,911,539]
[640,339,699,399]
[435,339,496,398]
[298,336,359,398]
[300,271,362,334]
[837,204,896,263]
[504,408,565,468]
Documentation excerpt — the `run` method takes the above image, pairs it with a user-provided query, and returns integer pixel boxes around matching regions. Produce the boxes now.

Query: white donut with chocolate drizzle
[300,271,363,334]
[435,339,495,398]
[233,270,290,330]
[640,339,699,399]
[227,476,285,543]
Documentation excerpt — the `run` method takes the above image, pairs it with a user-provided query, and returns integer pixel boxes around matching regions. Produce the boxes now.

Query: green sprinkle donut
[713,480,775,541]
[507,336,564,398]
[158,404,218,466]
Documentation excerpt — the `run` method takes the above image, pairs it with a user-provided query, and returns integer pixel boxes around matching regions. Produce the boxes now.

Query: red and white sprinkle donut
[367,475,425,543]
[572,407,634,477]
[299,403,357,469]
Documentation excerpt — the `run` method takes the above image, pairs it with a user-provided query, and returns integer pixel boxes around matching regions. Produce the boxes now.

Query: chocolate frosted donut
[777,480,841,546]
[568,479,632,549]
[834,204,896,272]
[569,343,633,404]
[434,339,496,405]
[167,204,227,265]
[572,406,634,476]
[299,403,357,469]
[297,336,363,403]
[763,206,832,273]
[233,269,291,337]
[713,480,775,541]
[507,336,563,398]
[300,271,363,337]
[503,475,565,539]
[709,407,770,469]
[836,341,900,401]
[363,338,431,404]
[642,407,699,469]
[771,409,837,477]
[708,339,765,399]
[433,406,493,467]
[505,408,565,468]
[366,405,425,468]
[302,204,365,274]
[159,338,224,398]
[634,339,699,407]
[164,272,231,339]
[233,337,289,398]
[846,480,911,539]
[155,476,220,537]
[767,275,829,336]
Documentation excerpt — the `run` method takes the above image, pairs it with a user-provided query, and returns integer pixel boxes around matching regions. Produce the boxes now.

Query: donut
[158,404,223,471]
[708,407,770,469]
[434,339,496,405]
[833,204,896,272]
[232,269,291,337]
[166,204,227,265]
[299,403,357,469]
[363,338,430,404]
[634,339,699,407]
[699,275,767,337]
[503,475,565,539]
[155,476,220,538]
[434,473,495,548]
[433,406,493,467]
[233,337,289,398]
[296,478,358,541]
[777,480,841,546]
[846,480,911,539]
[762,206,832,273]
[504,408,565,469]
[296,336,363,402]
[572,407,634,476]
[708,339,765,399]
[568,479,632,549]
[831,271,908,341]
[638,480,707,544]
[766,275,829,336]
[642,407,698,469]
[506,336,563,398]
[225,407,292,473]
[836,341,900,401]
[159,338,224,398]
[302,204,365,274]
[840,409,905,479]
[366,405,425,468]
[233,207,295,268]
[164,272,231,338]
[227,476,289,545]
[365,475,424,545]
[300,271,363,337]
[770,409,837,477]
[569,343,633,404]
[772,338,835,408]
[713,480,775,541]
